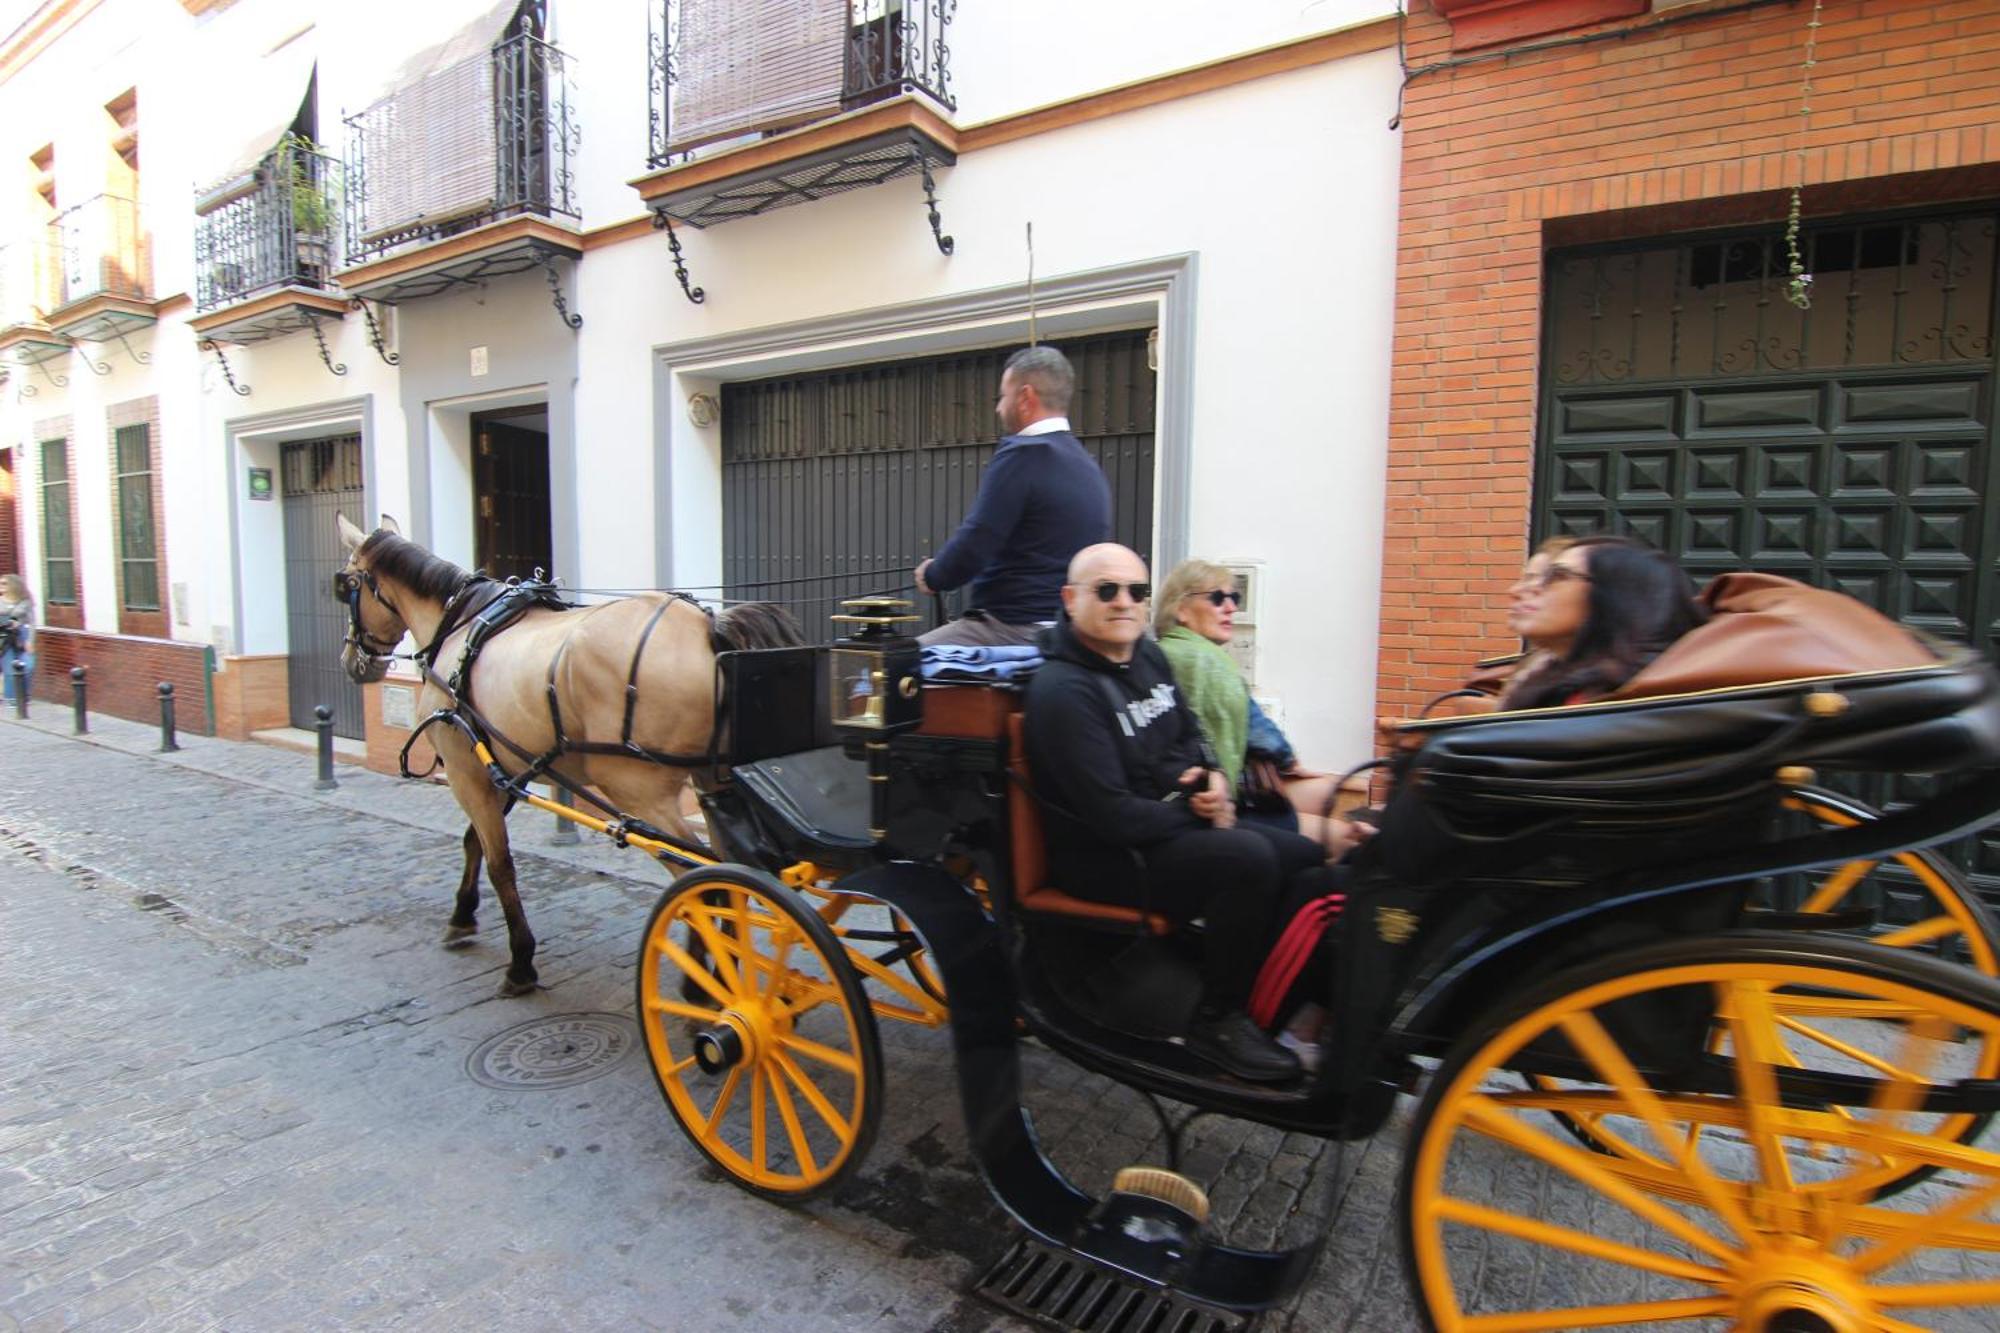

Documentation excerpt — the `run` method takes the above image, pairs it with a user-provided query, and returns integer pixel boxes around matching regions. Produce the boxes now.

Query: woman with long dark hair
[1500,535,1707,710]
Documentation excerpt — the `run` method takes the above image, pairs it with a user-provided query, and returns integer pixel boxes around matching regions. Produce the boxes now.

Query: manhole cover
[467,1012,637,1090]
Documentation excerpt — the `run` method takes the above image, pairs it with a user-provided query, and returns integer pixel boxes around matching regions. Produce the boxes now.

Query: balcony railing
[344,19,578,266]
[649,0,955,169]
[194,139,345,312]
[51,194,148,307]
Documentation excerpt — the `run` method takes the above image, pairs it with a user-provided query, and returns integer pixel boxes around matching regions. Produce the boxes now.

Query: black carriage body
[708,649,2000,1142]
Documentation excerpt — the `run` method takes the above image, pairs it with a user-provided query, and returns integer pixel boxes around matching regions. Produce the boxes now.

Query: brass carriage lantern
[828,596,923,737]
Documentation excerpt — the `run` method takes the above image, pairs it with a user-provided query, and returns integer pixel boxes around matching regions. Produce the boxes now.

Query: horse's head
[335,512,405,684]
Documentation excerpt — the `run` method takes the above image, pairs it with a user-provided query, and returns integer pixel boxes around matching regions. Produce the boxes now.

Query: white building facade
[0,0,1402,768]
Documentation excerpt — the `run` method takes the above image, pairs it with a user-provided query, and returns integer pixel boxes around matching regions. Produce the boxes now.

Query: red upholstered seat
[1006,712,1169,935]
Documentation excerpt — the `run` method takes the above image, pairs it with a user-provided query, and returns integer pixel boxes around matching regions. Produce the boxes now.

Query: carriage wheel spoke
[1875,915,1965,950]
[644,996,720,1023]
[1872,1279,2000,1308]
[1433,1197,1725,1284]
[1558,1013,1758,1243]
[1719,980,1797,1194]
[1849,1173,2000,1273]
[750,1065,767,1177]
[1772,1012,1930,1084]
[658,937,732,1008]
[702,1066,742,1138]
[1459,1297,1734,1331]
[768,1061,818,1177]
[779,1032,859,1077]
[685,911,744,995]
[773,1049,852,1141]
[1461,1095,1737,1264]
[1798,858,1871,914]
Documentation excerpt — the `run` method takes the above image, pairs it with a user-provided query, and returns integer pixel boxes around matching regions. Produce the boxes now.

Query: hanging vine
[1782,0,1825,310]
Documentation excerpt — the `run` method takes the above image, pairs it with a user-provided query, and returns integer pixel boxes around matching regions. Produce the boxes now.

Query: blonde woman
[0,573,36,706]
[1153,559,1354,852]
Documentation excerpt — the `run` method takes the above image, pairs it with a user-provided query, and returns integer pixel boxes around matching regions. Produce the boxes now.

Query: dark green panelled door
[719,331,1156,634]
[1537,209,2000,903]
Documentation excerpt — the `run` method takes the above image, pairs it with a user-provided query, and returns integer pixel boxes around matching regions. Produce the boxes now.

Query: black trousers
[1136,823,1325,1011]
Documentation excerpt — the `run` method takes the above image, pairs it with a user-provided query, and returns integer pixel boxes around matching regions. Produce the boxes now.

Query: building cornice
[0,0,105,86]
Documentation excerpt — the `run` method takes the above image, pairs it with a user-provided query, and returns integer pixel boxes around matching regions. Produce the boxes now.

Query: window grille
[39,439,74,605]
[114,424,158,612]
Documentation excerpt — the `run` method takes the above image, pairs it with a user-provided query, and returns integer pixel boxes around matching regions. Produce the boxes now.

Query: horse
[333,514,804,996]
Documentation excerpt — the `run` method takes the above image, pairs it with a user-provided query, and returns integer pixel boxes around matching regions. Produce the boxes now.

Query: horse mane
[712,601,807,651]
[359,531,475,603]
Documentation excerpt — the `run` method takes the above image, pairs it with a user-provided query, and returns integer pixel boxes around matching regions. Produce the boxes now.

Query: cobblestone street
[0,715,1415,1331]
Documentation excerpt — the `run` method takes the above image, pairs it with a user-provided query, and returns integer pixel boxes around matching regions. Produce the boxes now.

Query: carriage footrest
[973,1234,1255,1333]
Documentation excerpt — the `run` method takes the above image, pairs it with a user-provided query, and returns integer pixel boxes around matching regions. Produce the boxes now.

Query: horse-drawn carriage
[335,520,2000,1329]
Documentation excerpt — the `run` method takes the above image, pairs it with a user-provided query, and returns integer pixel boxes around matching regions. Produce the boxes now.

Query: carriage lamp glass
[829,597,922,733]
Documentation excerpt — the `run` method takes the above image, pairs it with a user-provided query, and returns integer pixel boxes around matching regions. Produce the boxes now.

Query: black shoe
[1184,1011,1301,1083]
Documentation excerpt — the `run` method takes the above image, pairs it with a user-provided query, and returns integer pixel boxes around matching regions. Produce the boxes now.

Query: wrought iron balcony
[51,194,148,308]
[195,139,344,313]
[636,0,958,296]
[648,0,955,168]
[343,18,579,268]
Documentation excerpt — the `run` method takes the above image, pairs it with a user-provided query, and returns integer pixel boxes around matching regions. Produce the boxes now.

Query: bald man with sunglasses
[1022,543,1312,1083]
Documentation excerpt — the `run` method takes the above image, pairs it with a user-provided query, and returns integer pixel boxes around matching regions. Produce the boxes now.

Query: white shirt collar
[1014,415,1071,436]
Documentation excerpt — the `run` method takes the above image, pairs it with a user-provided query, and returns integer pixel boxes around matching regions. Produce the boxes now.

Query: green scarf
[1157,624,1249,787]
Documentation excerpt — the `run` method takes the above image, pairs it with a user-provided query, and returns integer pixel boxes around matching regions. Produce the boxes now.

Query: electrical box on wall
[1220,560,1263,686]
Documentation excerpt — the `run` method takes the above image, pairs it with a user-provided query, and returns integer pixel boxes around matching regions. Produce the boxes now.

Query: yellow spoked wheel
[636,865,883,1201]
[1543,790,2000,1195]
[1780,787,2000,976]
[1405,934,2000,1332]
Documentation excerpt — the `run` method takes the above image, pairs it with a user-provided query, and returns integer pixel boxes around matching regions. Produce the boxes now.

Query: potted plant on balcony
[279,133,337,287]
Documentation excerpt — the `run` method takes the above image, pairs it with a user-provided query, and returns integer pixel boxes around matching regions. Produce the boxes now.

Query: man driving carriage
[1023,542,1327,1082]
[915,345,1112,647]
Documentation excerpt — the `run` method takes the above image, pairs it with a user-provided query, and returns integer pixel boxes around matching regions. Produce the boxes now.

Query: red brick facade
[29,414,81,630]
[29,625,214,735]
[1381,0,2000,714]
[106,394,169,639]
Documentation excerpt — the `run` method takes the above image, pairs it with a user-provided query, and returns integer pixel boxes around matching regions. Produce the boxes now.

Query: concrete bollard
[314,705,339,791]
[157,682,180,752]
[70,666,87,734]
[551,785,579,844]
[11,659,26,720]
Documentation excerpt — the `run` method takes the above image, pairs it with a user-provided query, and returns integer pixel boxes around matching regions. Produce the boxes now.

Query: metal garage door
[720,331,1156,632]
[282,436,366,739]
[1536,208,2000,903]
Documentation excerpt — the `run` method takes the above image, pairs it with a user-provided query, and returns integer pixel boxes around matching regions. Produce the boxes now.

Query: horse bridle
[334,565,405,659]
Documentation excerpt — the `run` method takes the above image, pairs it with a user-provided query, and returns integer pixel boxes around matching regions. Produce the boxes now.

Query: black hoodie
[1023,617,1214,903]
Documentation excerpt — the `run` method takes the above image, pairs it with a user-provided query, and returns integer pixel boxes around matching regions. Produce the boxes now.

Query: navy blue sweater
[925,430,1112,624]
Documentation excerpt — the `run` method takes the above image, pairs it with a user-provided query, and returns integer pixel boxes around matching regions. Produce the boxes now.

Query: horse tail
[711,601,807,653]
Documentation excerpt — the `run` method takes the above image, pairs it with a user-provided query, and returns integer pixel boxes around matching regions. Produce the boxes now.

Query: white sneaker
[1275,1029,1323,1075]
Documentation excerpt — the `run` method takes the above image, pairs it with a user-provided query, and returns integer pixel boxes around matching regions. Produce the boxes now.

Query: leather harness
[388,574,733,822]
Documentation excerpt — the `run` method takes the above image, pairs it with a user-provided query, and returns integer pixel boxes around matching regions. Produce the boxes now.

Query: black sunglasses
[1081,580,1151,603]
[1188,588,1241,608]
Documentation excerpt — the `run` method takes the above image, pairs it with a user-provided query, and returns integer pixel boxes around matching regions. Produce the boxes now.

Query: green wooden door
[1537,209,2000,903]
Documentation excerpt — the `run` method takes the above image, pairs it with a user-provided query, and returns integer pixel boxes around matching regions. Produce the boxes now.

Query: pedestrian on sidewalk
[0,573,36,707]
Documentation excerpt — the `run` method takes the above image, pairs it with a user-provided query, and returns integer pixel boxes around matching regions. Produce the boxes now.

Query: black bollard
[157,681,180,752]
[11,659,26,720]
[70,666,86,734]
[314,705,338,791]
[550,785,578,845]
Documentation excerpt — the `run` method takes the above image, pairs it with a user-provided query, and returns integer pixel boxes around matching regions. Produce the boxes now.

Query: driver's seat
[1006,712,1169,935]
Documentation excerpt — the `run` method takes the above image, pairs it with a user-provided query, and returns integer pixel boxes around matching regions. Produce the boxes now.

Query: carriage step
[973,1235,1255,1333]
[1111,1166,1210,1225]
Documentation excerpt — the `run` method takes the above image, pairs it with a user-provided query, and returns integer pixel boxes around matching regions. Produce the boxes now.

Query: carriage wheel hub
[1737,1253,1870,1333]
[693,1011,757,1075]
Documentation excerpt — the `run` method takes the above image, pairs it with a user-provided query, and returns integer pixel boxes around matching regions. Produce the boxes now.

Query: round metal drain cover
[467,1012,636,1090]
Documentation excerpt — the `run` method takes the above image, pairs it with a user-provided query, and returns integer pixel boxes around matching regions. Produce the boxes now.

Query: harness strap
[623,597,676,747]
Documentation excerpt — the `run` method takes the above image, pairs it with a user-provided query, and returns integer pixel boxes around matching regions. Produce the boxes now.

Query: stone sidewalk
[0,711,1419,1331]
